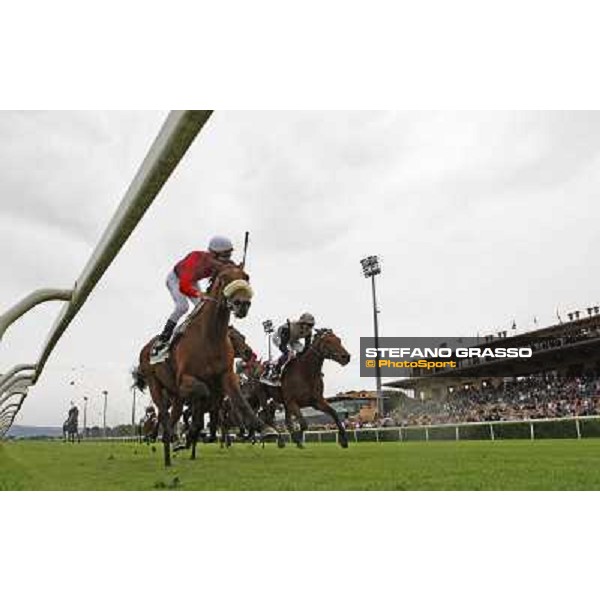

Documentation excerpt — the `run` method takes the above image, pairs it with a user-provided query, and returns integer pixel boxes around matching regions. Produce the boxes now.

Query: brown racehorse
[207,325,255,445]
[215,327,284,447]
[134,264,274,466]
[263,328,351,448]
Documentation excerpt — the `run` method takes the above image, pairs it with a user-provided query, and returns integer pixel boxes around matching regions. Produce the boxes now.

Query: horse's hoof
[295,443,305,450]
[277,438,286,449]
[340,440,349,449]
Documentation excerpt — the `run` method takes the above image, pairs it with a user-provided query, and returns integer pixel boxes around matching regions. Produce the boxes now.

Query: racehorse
[133,264,276,466]
[214,325,255,442]
[63,407,80,443]
[211,325,282,447]
[177,325,256,447]
[139,412,159,444]
[260,329,351,448]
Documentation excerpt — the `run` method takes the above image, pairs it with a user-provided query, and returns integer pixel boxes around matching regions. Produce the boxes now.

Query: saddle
[149,300,207,365]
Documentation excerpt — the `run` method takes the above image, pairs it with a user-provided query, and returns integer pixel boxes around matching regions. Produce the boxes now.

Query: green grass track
[2,438,600,490]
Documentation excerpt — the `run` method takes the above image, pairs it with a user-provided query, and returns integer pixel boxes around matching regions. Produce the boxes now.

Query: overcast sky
[2,111,600,427]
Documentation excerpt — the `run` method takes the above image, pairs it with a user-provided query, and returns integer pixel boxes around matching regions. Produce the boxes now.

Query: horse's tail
[131,366,147,393]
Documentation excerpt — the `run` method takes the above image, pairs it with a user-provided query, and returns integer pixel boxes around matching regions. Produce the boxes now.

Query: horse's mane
[206,261,245,295]
[301,328,334,357]
[314,328,333,337]
[312,328,334,345]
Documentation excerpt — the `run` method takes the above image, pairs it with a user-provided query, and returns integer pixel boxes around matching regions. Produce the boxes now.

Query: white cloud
[2,110,600,426]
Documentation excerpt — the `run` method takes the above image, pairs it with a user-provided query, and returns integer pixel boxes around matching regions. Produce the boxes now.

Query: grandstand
[381,309,600,427]
[388,310,600,404]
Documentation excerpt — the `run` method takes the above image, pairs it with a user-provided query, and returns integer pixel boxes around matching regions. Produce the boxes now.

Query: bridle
[207,265,253,313]
[305,329,333,360]
[306,328,349,364]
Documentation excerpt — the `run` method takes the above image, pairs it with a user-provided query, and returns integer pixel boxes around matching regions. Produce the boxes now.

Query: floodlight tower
[83,396,88,438]
[102,390,108,438]
[131,387,137,437]
[361,255,383,418]
[262,319,274,362]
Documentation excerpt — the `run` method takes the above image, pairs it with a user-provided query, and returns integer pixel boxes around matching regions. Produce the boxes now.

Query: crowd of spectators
[306,375,600,430]
[392,375,600,426]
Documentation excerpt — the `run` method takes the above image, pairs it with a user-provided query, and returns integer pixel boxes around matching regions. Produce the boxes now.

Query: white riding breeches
[166,270,200,323]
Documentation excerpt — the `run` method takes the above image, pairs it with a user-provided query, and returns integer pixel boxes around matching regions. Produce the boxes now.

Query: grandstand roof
[387,314,600,388]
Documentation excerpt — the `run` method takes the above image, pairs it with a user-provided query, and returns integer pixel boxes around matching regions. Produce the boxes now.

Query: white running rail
[0,110,213,437]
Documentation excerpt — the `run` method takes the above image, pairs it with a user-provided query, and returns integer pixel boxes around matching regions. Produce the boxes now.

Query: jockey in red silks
[151,235,234,357]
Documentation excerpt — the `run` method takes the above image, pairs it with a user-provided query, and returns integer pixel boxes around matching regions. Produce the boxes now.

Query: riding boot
[161,319,177,341]
[153,319,177,354]
[272,352,287,379]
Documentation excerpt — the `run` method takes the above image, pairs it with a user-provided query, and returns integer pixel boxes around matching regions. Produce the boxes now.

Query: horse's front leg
[222,371,268,436]
[178,374,210,460]
[315,398,348,448]
[218,399,230,449]
[169,397,184,447]
[286,401,306,448]
[147,382,172,467]
[188,395,207,460]
[208,410,218,443]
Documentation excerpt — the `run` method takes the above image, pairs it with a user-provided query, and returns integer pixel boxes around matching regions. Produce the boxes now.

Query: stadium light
[102,390,108,438]
[83,396,88,438]
[131,387,137,437]
[360,255,383,418]
[262,319,274,362]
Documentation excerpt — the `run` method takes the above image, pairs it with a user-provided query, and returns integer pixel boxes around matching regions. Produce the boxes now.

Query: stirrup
[150,340,169,364]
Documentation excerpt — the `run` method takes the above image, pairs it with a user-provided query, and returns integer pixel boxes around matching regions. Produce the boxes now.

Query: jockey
[270,313,316,378]
[151,235,235,356]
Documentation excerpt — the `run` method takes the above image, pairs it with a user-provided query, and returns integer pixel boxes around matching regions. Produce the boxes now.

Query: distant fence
[28,415,600,444]
[303,415,600,444]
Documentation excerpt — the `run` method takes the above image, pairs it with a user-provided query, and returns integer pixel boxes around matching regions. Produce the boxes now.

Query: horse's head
[228,326,254,361]
[208,264,253,318]
[311,329,351,366]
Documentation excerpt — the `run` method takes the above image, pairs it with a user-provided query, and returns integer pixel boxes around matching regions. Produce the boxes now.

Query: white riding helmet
[208,235,234,254]
[299,313,315,326]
